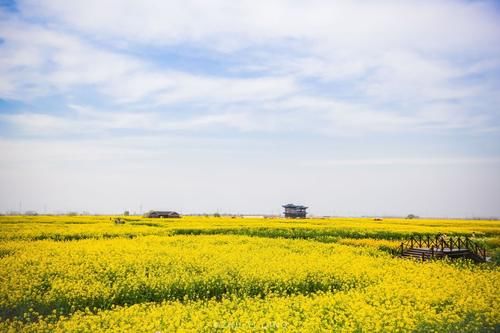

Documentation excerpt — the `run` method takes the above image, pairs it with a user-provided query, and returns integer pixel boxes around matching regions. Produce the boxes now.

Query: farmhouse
[282,204,308,218]
[145,211,181,218]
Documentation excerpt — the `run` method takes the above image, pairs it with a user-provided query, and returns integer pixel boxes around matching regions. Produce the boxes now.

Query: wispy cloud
[17,0,500,53]
[0,15,298,104]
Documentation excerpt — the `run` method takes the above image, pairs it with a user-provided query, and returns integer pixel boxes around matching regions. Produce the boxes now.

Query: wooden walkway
[400,235,488,263]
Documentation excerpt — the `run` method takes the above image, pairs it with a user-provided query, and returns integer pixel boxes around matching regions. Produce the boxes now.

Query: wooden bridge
[400,235,488,263]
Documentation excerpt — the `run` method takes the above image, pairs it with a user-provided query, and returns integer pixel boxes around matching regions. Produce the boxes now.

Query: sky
[1,0,500,217]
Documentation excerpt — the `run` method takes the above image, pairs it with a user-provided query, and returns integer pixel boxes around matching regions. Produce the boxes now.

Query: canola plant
[0,216,498,332]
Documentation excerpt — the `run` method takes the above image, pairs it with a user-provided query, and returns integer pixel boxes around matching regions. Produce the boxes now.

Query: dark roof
[282,204,308,209]
[151,211,178,214]
[146,211,180,217]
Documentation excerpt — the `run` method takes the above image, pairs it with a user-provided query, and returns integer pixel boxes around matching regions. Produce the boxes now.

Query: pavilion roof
[282,204,308,209]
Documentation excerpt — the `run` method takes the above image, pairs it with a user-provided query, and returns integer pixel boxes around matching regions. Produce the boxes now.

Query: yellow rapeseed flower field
[0,215,499,332]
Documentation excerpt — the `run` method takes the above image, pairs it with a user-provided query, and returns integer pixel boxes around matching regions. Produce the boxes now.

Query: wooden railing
[400,235,487,262]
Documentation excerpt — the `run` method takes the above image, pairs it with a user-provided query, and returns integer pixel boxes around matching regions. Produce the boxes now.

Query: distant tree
[67,212,78,216]
[407,214,418,219]
[124,211,130,216]
[214,212,221,217]
[24,210,38,216]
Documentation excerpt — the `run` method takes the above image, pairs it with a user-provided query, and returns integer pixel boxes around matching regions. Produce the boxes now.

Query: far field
[0,216,499,332]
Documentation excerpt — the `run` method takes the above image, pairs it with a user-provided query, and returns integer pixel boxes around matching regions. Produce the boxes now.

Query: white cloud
[0,15,298,105]
[0,105,274,135]
[17,0,500,54]
[0,15,142,99]
[2,88,493,138]
[360,51,484,104]
[150,73,297,106]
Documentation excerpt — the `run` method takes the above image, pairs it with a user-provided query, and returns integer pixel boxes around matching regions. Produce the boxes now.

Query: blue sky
[1,0,500,216]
